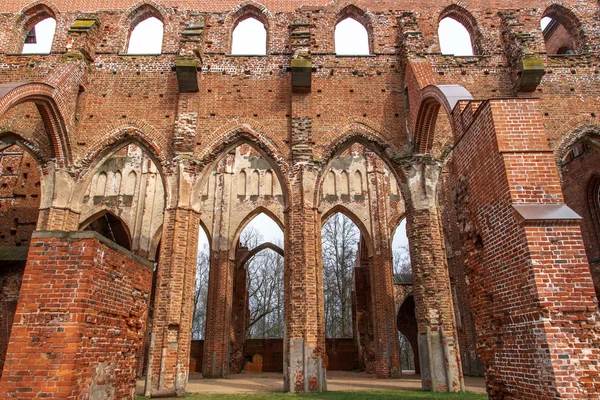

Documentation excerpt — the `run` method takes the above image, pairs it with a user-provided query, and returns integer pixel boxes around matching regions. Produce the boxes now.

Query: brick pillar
[149,204,200,396]
[284,164,326,392]
[353,236,376,373]
[365,152,401,378]
[203,154,235,378]
[0,231,153,399]
[230,245,249,374]
[402,157,464,392]
[450,98,600,399]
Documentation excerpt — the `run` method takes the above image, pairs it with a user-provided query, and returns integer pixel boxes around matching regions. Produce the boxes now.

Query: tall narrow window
[22,18,56,54]
[335,18,369,56]
[340,171,350,195]
[127,17,164,54]
[438,17,474,56]
[264,170,274,196]
[250,170,260,196]
[231,18,266,55]
[238,170,247,196]
[325,171,337,196]
[353,170,363,194]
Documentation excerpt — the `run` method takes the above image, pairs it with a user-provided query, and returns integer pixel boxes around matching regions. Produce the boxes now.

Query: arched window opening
[22,17,56,54]
[397,295,419,374]
[392,219,411,283]
[335,18,369,56]
[237,170,247,196]
[95,172,107,196]
[264,170,274,196]
[353,170,363,194]
[398,332,416,371]
[125,171,137,195]
[250,170,260,196]
[127,17,164,55]
[322,212,359,339]
[439,17,474,56]
[192,226,210,340]
[325,171,337,196]
[83,212,132,250]
[390,173,399,196]
[231,17,267,55]
[340,171,350,196]
[541,6,583,55]
[239,213,284,339]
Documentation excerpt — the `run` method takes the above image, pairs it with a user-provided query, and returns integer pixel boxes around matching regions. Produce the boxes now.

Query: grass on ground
[138,390,487,400]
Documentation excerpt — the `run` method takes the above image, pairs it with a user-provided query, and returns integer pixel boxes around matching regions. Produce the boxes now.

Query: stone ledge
[31,230,155,269]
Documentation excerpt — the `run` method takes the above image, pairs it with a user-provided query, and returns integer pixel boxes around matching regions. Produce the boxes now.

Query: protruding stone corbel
[175,56,199,93]
[517,57,545,92]
[291,57,312,93]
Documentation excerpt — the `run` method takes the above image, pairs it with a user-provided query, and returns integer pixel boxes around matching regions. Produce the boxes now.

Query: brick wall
[561,145,600,297]
[0,261,25,378]
[449,98,600,399]
[0,0,598,396]
[0,231,153,399]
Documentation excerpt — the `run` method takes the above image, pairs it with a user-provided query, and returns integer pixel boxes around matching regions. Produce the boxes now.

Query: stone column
[402,157,464,392]
[284,163,326,392]
[365,152,401,378]
[203,154,235,378]
[149,163,200,397]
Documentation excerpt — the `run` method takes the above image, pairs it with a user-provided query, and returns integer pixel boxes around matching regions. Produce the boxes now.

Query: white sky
[22,17,56,54]
[541,17,552,31]
[335,18,369,55]
[127,17,164,54]
[232,18,267,55]
[438,18,473,56]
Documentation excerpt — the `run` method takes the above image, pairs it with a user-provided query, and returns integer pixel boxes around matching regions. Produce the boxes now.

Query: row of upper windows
[21,13,579,57]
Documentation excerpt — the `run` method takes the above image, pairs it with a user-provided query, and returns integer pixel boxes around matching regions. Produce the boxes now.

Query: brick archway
[0,83,71,166]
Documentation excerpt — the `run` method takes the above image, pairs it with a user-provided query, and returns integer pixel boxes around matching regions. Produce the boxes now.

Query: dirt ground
[137,371,487,395]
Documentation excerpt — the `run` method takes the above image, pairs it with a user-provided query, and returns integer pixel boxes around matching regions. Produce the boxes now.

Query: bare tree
[241,228,285,339]
[321,213,359,338]
[192,243,210,340]
[393,244,412,282]
[246,247,284,338]
[398,332,415,371]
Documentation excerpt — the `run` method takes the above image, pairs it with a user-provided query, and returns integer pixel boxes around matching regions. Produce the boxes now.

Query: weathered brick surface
[0,0,598,397]
[448,99,600,399]
[0,232,153,399]
[0,261,25,378]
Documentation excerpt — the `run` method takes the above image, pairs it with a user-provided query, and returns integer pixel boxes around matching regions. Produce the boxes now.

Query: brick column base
[0,231,153,399]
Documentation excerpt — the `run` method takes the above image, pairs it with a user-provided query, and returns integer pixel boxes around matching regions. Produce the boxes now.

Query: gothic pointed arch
[411,84,473,155]
[195,122,289,205]
[80,209,133,250]
[542,4,587,54]
[10,1,59,54]
[226,1,271,54]
[0,83,71,166]
[438,4,483,55]
[119,0,166,53]
[321,204,373,257]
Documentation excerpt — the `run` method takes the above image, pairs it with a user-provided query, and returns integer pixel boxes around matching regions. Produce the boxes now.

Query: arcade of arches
[0,1,599,400]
